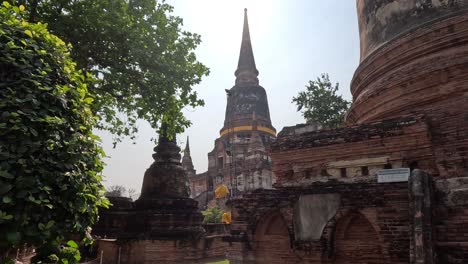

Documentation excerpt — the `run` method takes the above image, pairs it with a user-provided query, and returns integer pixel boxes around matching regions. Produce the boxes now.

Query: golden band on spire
[220,125,276,137]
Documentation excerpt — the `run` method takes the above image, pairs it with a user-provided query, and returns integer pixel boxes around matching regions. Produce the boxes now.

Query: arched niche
[333,212,387,264]
[253,211,298,263]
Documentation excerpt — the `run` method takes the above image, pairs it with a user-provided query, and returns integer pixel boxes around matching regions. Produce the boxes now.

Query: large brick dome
[347,0,468,124]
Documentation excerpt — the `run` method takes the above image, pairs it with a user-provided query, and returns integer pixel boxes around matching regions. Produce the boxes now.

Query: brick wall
[97,236,231,264]
[229,182,410,264]
[271,116,435,188]
[348,13,468,179]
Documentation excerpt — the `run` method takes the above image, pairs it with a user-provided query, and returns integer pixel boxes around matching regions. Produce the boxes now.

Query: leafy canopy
[19,0,209,143]
[0,2,108,257]
[292,73,350,129]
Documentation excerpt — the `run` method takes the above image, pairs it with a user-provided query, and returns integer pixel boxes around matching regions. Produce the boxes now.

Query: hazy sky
[97,1,361,193]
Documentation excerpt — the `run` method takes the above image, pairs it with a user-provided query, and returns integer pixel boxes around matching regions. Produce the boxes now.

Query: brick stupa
[94,125,205,263]
[132,124,204,239]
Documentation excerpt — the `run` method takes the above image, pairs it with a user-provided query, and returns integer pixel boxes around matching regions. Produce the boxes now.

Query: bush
[32,240,81,264]
[0,2,109,258]
[202,207,224,224]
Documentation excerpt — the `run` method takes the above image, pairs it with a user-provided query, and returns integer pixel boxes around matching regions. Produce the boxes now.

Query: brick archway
[333,212,386,264]
[253,211,298,263]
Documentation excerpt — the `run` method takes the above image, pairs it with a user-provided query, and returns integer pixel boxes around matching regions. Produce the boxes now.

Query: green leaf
[2,214,13,220]
[46,220,55,229]
[66,240,78,248]
[84,193,96,200]
[2,196,12,203]
[24,30,33,38]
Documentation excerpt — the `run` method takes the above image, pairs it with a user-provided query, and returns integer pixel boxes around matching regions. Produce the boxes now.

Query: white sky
[97,1,360,193]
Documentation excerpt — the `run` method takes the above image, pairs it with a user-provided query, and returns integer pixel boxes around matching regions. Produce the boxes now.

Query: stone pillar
[409,169,434,264]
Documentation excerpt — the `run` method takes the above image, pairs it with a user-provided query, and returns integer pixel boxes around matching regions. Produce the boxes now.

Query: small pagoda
[94,124,205,263]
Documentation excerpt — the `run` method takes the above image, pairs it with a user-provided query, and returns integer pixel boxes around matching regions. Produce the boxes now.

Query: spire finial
[181,136,195,175]
[152,121,180,163]
[235,8,259,86]
[184,136,191,155]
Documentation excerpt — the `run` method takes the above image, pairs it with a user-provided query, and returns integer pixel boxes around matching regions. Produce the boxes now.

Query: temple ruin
[188,9,277,208]
[227,1,468,263]
[95,1,468,263]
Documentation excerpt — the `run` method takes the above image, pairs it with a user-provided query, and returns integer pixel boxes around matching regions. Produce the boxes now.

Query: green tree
[16,0,210,143]
[0,2,108,259]
[292,73,350,128]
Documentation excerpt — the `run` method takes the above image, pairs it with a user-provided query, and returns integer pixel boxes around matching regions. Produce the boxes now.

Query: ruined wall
[97,237,229,264]
[94,206,230,263]
[229,183,410,264]
[433,177,468,262]
[228,114,468,263]
[271,116,436,187]
[357,0,468,61]
[189,172,208,198]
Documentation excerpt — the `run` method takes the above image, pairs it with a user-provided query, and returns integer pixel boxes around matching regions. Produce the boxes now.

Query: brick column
[409,169,434,264]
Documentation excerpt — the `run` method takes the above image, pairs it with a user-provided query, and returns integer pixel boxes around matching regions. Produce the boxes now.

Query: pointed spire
[184,136,191,155]
[182,136,196,175]
[235,8,259,86]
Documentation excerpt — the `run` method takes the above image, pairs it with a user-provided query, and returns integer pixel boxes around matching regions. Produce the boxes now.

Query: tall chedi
[221,8,276,139]
[189,9,276,204]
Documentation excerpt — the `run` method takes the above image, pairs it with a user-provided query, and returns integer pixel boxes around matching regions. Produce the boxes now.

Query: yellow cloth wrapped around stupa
[214,184,229,199]
[222,212,232,224]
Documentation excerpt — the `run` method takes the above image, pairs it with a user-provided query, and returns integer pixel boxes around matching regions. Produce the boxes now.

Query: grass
[205,259,229,264]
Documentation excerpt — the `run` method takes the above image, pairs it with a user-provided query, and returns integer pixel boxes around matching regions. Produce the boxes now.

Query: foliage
[292,73,350,128]
[0,2,109,258]
[105,185,127,197]
[57,241,81,264]
[47,254,60,263]
[2,258,15,264]
[201,207,224,224]
[33,240,81,264]
[18,0,210,143]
